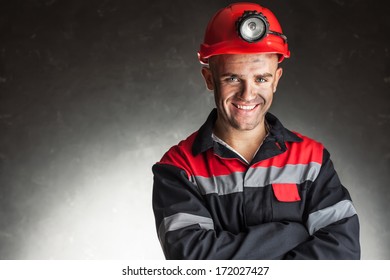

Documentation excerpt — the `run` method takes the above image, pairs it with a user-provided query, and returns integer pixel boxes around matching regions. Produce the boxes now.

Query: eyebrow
[220,72,274,78]
[256,73,273,78]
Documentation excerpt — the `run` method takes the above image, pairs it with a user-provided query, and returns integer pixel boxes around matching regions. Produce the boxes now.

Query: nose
[238,81,256,102]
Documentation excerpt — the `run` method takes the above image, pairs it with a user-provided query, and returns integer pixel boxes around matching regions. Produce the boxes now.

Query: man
[152,2,360,259]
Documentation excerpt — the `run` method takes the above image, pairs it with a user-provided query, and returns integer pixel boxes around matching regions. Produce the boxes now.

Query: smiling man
[152,2,360,259]
[202,53,282,163]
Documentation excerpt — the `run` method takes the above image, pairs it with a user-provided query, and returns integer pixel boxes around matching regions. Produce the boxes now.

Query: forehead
[210,53,278,72]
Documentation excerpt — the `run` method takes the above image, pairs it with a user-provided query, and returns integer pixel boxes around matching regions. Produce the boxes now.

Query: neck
[213,118,268,163]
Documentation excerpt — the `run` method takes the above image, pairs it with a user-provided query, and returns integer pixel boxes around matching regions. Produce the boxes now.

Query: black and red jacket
[152,109,360,259]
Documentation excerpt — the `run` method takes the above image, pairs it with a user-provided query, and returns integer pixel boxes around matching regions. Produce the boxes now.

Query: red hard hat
[198,2,290,64]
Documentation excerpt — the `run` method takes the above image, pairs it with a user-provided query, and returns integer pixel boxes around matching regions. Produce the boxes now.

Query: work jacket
[152,109,360,259]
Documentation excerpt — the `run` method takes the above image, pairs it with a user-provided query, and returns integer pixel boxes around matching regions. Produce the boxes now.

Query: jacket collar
[192,108,302,157]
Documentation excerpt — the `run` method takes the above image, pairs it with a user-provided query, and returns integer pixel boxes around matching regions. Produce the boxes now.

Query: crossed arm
[152,150,360,260]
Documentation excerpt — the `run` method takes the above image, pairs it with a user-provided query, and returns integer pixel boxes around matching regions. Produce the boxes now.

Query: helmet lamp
[237,12,268,42]
[237,11,287,43]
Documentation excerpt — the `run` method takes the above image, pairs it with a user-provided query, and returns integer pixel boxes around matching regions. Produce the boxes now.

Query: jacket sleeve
[284,149,361,259]
[152,163,310,260]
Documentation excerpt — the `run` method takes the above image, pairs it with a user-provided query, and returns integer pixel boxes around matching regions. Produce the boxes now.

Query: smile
[234,104,258,110]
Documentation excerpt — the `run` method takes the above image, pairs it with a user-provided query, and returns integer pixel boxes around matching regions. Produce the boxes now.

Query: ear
[201,67,214,91]
[273,67,283,93]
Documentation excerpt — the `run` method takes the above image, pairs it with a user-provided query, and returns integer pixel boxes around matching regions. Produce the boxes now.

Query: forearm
[153,163,310,259]
[161,220,309,260]
[284,215,360,259]
[284,149,361,259]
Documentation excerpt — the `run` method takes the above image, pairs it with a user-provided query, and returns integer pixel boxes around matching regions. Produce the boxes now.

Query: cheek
[216,85,236,101]
[257,86,274,104]
[257,84,273,96]
[264,90,274,101]
[213,89,226,107]
[264,80,278,93]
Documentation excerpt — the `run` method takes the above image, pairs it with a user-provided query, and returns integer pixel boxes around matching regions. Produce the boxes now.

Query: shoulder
[292,131,324,149]
[156,131,199,176]
[286,131,325,164]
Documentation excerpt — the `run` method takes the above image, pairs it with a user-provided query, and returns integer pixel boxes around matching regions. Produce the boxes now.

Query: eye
[256,77,267,83]
[226,76,240,83]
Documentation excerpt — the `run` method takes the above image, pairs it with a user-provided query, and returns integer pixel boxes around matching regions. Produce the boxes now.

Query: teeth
[236,104,256,110]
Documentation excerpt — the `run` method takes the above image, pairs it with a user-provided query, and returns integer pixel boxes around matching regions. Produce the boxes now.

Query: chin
[232,121,260,131]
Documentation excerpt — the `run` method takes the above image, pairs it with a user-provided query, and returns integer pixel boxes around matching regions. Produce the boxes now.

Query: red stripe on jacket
[159,131,323,179]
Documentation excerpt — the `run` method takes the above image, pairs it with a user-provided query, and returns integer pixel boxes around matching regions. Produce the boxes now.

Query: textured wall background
[0,0,389,259]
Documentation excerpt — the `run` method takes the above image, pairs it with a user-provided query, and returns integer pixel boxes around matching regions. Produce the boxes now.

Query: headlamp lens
[239,15,267,42]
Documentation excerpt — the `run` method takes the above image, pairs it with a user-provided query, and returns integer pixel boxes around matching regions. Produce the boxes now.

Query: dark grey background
[0,0,389,259]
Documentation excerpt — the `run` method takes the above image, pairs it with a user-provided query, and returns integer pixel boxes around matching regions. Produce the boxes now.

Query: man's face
[202,53,283,132]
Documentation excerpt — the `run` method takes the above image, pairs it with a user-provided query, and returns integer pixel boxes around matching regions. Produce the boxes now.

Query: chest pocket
[272,183,301,202]
[271,183,305,222]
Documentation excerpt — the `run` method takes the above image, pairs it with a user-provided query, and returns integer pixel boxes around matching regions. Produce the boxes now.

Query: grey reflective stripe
[193,172,244,195]
[192,162,321,195]
[307,200,357,235]
[245,162,321,187]
[158,213,214,244]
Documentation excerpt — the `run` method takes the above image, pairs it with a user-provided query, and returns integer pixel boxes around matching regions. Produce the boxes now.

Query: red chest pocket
[272,183,301,202]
